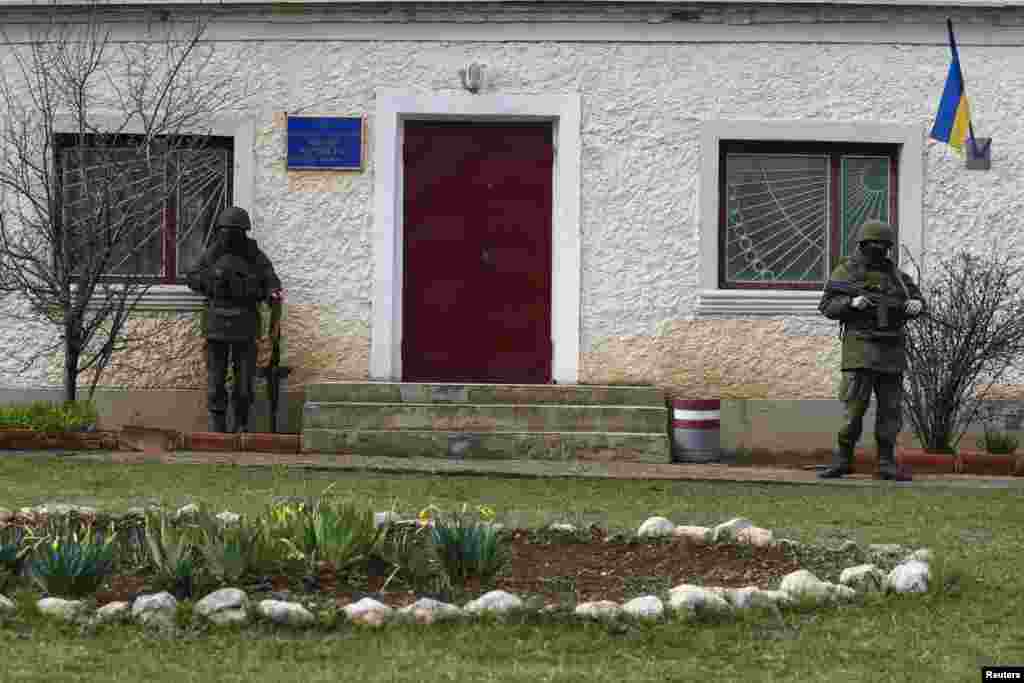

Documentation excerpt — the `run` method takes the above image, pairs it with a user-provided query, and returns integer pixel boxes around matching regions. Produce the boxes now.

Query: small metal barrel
[671,399,721,463]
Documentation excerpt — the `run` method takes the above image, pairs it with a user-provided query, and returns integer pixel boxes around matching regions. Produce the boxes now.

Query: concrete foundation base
[1,389,1017,457]
[719,398,1017,459]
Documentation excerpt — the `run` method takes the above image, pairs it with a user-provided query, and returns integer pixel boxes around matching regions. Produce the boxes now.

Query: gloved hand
[904,299,923,316]
[850,295,872,310]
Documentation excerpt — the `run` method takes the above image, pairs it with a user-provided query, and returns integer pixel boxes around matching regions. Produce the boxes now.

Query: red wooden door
[402,121,554,383]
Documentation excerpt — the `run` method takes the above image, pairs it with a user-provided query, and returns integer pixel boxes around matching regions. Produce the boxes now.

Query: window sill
[82,284,206,313]
[695,289,822,317]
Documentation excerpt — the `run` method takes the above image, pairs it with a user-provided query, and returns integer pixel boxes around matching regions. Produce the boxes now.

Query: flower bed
[0,499,936,632]
[0,399,302,454]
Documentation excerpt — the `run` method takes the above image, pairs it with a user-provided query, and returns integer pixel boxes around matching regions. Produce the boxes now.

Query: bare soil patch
[492,527,802,604]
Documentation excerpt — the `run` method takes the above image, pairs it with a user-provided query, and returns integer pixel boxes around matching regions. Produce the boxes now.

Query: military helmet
[858,220,896,245]
[215,206,252,232]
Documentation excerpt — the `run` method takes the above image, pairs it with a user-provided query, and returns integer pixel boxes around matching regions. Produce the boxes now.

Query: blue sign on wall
[286,116,364,170]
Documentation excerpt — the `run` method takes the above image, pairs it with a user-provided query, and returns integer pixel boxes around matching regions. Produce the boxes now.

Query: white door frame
[371,89,581,384]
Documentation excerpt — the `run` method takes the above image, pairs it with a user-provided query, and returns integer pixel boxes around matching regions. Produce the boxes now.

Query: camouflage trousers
[207,340,257,432]
[837,370,904,452]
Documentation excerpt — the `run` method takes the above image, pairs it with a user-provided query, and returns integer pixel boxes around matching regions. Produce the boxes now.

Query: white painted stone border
[5,507,936,631]
[371,89,582,383]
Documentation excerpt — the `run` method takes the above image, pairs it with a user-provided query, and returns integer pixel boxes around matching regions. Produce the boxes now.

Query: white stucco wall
[1,2,1022,399]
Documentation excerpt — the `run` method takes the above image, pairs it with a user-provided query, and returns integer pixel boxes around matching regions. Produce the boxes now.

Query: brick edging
[742,447,1024,476]
[0,428,120,450]
[180,432,302,454]
[0,428,301,455]
[4,428,1023,476]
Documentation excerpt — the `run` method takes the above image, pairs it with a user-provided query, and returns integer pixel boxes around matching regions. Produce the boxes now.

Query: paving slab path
[4,449,1023,489]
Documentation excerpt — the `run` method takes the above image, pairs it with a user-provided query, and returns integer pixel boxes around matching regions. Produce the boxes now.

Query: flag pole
[948,18,980,158]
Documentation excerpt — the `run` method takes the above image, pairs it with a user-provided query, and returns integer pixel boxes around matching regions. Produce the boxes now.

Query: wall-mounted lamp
[459,62,486,94]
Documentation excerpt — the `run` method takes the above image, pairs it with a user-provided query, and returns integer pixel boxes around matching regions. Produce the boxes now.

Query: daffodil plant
[29,522,117,598]
[427,503,506,587]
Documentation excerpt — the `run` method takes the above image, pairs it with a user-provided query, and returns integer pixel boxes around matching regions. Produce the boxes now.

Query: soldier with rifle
[818,220,926,481]
[186,207,282,433]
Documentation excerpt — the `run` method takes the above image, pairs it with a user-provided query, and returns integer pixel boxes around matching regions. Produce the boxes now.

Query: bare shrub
[901,247,1024,453]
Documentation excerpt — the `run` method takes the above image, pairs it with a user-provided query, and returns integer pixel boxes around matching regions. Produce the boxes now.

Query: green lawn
[1,455,1022,682]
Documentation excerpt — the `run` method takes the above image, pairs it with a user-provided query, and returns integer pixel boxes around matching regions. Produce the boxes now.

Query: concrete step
[304,382,665,407]
[302,428,670,464]
[303,402,668,434]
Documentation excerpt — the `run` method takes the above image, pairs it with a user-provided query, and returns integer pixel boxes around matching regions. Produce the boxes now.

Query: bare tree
[0,5,246,401]
[901,246,1024,453]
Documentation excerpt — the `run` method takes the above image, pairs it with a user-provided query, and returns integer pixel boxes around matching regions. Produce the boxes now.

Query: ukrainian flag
[930,19,973,156]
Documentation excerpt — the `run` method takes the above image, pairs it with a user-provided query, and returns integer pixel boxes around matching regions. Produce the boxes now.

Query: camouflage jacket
[186,238,281,343]
[818,254,925,374]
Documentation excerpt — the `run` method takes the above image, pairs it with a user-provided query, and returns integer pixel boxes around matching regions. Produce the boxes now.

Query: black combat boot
[208,411,227,433]
[875,441,912,481]
[818,444,855,479]
[232,400,250,434]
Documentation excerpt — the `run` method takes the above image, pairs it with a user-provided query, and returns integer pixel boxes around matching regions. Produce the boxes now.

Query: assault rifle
[261,293,290,434]
[823,280,911,330]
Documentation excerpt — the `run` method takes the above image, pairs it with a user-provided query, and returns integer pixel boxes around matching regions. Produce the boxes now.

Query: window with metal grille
[719,141,899,290]
[56,134,233,284]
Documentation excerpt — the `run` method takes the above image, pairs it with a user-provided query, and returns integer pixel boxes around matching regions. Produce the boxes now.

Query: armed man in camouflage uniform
[186,207,281,433]
[818,221,925,481]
